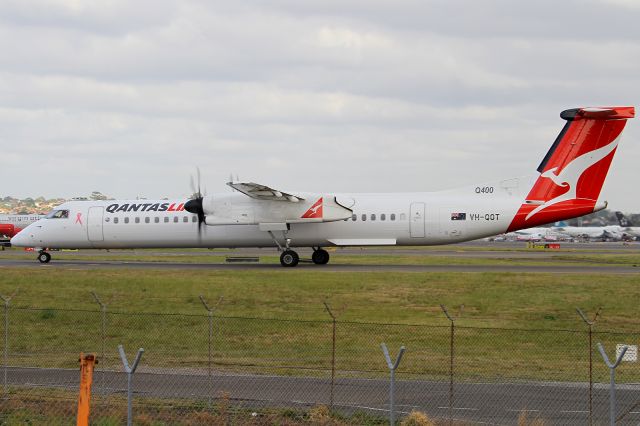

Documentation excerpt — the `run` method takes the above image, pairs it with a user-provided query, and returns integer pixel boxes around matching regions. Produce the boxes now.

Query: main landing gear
[312,248,330,265]
[279,248,330,267]
[267,231,330,267]
[37,250,51,264]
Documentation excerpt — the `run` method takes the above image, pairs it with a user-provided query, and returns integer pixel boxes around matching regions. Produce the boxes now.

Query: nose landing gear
[279,250,299,267]
[37,251,51,264]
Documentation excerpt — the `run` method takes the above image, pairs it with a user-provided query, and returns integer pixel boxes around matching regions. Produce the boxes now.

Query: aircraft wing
[227,182,305,202]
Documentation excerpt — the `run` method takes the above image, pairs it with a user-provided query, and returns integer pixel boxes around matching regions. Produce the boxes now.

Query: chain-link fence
[1,304,640,425]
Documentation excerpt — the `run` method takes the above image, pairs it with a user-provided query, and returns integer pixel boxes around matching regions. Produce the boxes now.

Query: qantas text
[106,203,186,214]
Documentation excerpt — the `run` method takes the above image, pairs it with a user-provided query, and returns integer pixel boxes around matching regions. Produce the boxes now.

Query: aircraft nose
[10,230,30,247]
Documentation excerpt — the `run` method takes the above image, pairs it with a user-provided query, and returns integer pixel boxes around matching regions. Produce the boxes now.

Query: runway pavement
[1,241,639,273]
[7,366,640,424]
[1,257,639,274]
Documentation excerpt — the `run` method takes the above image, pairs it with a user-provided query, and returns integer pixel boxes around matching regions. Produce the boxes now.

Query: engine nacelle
[202,194,352,226]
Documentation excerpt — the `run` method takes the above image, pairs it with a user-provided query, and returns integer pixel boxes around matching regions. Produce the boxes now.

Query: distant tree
[567,209,619,226]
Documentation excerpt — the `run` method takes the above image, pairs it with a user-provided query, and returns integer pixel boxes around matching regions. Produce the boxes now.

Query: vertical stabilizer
[508,107,634,231]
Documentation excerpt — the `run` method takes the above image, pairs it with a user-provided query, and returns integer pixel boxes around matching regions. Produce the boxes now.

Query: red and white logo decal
[506,109,632,233]
[525,137,619,220]
[301,197,323,219]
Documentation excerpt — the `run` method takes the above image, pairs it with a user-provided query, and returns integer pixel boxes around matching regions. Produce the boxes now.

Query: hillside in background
[0,192,112,215]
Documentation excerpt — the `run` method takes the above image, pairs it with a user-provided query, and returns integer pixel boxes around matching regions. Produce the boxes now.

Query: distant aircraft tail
[615,211,633,227]
[508,106,634,231]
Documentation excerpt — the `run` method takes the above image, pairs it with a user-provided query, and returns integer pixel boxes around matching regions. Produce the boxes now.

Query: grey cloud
[0,0,638,211]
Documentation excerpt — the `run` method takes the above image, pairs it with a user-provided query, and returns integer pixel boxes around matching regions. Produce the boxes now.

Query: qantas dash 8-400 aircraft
[11,106,635,266]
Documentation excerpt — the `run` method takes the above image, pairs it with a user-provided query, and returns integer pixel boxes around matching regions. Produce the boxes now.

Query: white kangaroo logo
[526,136,620,220]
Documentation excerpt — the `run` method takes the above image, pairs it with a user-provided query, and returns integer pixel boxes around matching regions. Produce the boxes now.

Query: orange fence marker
[77,353,97,426]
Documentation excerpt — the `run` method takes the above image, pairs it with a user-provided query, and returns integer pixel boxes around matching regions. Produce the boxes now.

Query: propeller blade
[196,167,201,198]
[190,175,196,197]
[186,167,206,241]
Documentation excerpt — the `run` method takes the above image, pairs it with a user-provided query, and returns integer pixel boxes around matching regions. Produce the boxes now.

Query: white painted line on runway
[506,409,540,412]
[437,406,479,411]
[347,404,388,413]
[560,410,588,414]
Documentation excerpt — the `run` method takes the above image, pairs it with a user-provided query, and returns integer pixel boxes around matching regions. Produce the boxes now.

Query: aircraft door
[410,202,425,238]
[87,207,104,242]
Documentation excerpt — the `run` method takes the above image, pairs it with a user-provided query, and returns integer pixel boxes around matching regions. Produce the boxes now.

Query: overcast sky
[1,0,639,210]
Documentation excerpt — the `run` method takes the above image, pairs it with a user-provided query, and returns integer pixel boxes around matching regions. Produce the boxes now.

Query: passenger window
[183,216,188,223]
[105,217,110,222]
[381,214,386,221]
[352,214,357,221]
[192,216,197,223]
[174,216,179,223]
[371,214,376,221]
[164,217,169,223]
[361,214,367,221]
[400,213,406,220]
[135,217,140,224]
[145,217,150,224]
[154,217,159,223]
[124,217,129,224]
[391,213,396,221]
[114,217,119,224]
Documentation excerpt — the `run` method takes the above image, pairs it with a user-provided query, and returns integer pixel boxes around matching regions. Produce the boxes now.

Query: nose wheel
[280,250,299,267]
[37,251,51,264]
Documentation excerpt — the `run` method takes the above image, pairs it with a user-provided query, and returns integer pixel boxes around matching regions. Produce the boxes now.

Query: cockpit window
[45,209,69,219]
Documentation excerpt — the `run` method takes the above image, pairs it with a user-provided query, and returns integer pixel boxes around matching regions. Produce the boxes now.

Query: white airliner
[552,223,622,241]
[509,227,565,242]
[0,214,45,239]
[11,106,635,266]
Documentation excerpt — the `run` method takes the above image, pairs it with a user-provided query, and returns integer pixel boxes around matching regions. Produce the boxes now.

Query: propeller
[184,168,206,238]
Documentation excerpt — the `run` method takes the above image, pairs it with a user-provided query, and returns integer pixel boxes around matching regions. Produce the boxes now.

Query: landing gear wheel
[312,249,330,265]
[280,250,299,267]
[37,252,51,264]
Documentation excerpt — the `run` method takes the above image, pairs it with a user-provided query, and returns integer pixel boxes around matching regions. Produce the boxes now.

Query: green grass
[0,267,639,327]
[0,267,639,382]
[1,247,637,422]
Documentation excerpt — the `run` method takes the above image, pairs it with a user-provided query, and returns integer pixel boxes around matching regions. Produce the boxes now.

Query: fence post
[381,343,405,426]
[77,352,97,426]
[199,295,223,409]
[577,307,601,426]
[323,301,343,412]
[597,343,627,426]
[118,345,144,426]
[440,304,462,426]
[0,290,17,398]
[91,292,107,392]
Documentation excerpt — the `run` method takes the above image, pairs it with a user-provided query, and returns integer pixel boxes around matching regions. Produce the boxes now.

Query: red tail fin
[508,106,634,231]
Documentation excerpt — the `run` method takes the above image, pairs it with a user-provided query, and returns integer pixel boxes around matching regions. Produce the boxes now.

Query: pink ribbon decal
[76,213,83,225]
